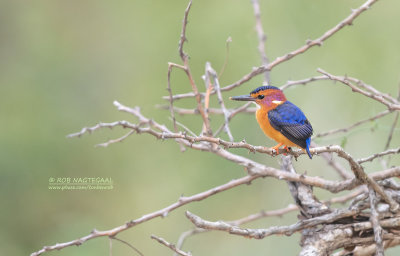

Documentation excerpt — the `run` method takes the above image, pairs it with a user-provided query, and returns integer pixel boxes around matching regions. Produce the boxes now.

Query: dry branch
[318,68,400,110]
[174,188,366,253]
[151,235,192,256]
[315,110,393,138]
[110,236,144,256]
[185,209,360,239]
[177,0,211,135]
[205,62,234,141]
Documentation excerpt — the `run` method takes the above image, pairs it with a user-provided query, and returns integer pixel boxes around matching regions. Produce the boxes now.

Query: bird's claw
[270,143,283,156]
[270,144,291,156]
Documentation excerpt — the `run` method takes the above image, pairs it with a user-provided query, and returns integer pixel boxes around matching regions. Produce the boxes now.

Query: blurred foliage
[0,0,399,255]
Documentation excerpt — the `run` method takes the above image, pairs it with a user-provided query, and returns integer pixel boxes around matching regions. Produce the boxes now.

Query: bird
[230,85,313,159]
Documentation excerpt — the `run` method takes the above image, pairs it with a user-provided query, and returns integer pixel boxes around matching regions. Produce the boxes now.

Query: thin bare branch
[167,62,182,133]
[280,76,328,91]
[178,1,192,61]
[151,235,192,256]
[66,121,136,139]
[315,110,392,138]
[176,0,212,135]
[95,130,134,148]
[174,228,206,256]
[172,118,197,137]
[381,85,400,169]
[111,236,144,256]
[312,142,353,180]
[347,76,399,105]
[185,209,360,239]
[384,84,400,150]
[205,62,234,141]
[157,104,256,116]
[385,109,399,150]
[317,68,400,110]
[358,147,400,164]
[331,144,399,212]
[167,62,187,151]
[218,36,232,79]
[252,0,270,84]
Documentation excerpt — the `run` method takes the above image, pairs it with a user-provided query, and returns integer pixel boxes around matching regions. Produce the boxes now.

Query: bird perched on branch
[230,86,313,159]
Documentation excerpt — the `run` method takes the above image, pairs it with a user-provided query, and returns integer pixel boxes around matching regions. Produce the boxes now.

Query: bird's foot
[282,146,290,156]
[270,143,283,156]
[270,144,292,156]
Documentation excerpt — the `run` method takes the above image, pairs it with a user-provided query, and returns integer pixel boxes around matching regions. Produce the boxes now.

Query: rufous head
[230,86,287,109]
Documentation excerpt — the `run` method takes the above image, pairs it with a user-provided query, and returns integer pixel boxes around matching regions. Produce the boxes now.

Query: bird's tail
[305,138,312,159]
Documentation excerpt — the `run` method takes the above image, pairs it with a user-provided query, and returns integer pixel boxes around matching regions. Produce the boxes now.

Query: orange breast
[256,108,298,148]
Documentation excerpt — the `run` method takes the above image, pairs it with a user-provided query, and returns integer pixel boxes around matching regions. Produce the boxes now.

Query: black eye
[257,95,265,99]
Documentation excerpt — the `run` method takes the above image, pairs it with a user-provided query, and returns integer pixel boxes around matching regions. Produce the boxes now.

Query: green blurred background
[1,0,399,255]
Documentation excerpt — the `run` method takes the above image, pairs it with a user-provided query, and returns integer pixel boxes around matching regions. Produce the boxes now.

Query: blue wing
[268,101,313,154]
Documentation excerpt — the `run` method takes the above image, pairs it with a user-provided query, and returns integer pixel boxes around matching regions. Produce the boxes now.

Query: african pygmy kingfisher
[230,86,313,159]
